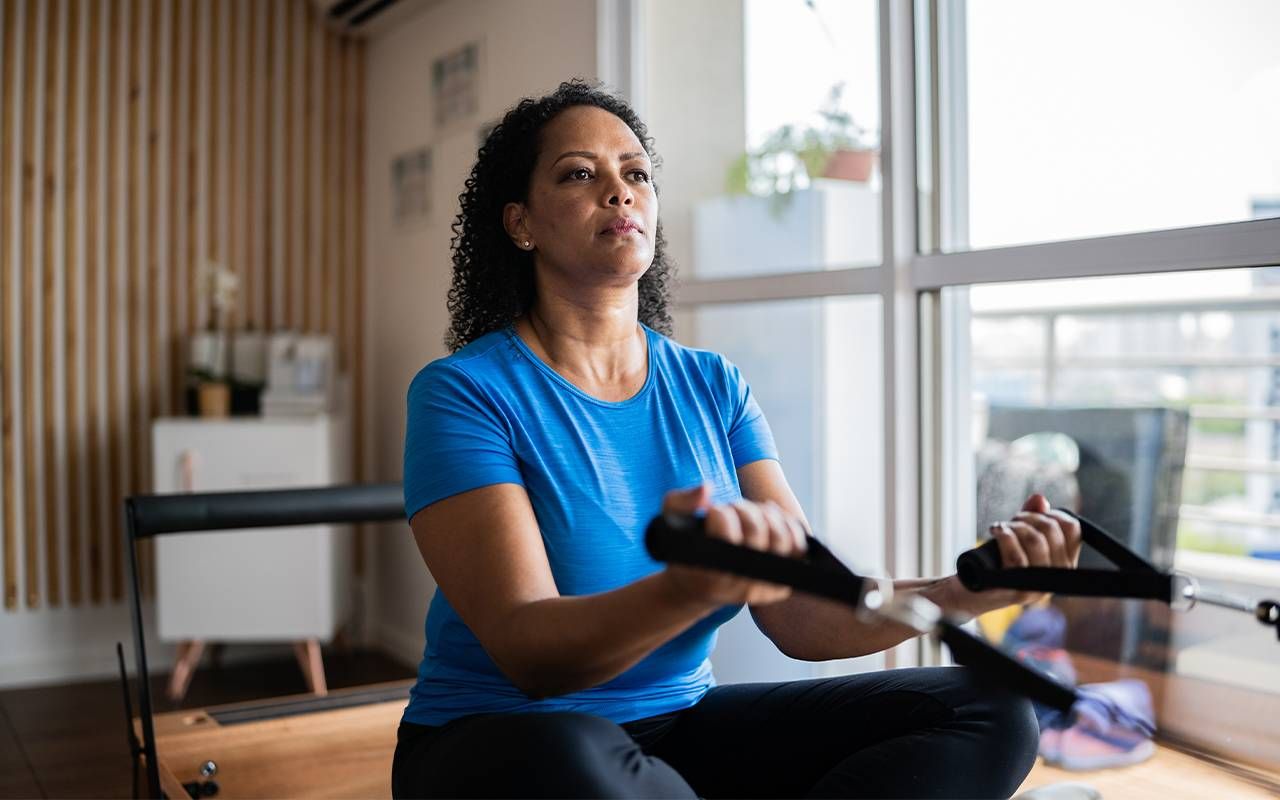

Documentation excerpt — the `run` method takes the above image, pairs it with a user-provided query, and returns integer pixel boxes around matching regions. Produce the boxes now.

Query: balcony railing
[972,290,1280,547]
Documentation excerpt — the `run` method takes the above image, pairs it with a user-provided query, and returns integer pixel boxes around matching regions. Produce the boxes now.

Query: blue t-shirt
[401,323,778,726]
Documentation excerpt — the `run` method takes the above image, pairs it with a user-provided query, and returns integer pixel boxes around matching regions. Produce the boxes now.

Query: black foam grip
[644,513,867,607]
[956,538,1004,591]
[954,509,1172,599]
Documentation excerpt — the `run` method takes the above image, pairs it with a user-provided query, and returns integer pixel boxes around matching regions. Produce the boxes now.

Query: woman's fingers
[1007,520,1052,566]
[981,499,1084,608]
[731,501,771,554]
[1047,509,1083,565]
[705,504,743,546]
[757,501,791,557]
[662,484,709,516]
[678,498,809,606]
[1015,511,1068,568]
[991,522,1029,569]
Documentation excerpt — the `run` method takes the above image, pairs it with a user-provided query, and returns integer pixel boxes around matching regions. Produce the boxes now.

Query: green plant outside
[724,84,875,217]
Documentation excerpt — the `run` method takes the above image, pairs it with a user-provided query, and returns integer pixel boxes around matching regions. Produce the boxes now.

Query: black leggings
[391,666,1039,799]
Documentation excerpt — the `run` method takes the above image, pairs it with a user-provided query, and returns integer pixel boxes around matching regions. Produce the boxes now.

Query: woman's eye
[631,170,651,183]
[568,167,592,181]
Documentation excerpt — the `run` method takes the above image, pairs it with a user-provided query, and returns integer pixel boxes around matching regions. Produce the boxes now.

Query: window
[639,0,1280,786]
[953,267,1280,771]
[645,0,881,282]
[953,0,1280,252]
[922,0,1280,779]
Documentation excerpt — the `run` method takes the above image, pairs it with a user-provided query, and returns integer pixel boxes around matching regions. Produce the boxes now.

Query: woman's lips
[602,219,641,235]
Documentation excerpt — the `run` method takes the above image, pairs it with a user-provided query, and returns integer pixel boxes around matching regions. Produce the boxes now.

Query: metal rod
[1188,585,1263,615]
[124,503,161,798]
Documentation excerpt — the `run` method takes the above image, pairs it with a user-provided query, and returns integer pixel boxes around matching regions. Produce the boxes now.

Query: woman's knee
[978,686,1040,750]
[964,684,1041,792]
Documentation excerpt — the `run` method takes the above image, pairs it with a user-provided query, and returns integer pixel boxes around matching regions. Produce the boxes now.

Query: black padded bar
[126,482,405,539]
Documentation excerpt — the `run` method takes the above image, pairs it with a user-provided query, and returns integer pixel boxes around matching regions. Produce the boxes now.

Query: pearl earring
[522,240,531,249]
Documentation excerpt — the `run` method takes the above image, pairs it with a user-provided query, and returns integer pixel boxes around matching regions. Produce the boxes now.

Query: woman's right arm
[409,481,802,699]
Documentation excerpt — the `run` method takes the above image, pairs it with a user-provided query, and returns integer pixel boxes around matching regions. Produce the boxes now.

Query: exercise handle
[956,539,1004,591]
[644,513,868,607]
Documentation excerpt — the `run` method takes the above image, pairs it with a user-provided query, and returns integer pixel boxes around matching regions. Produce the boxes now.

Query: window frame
[638,0,1280,670]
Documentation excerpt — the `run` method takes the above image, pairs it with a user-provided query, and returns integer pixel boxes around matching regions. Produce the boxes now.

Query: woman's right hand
[658,484,808,609]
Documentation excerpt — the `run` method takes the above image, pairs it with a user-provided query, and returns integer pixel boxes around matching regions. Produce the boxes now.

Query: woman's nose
[604,176,634,206]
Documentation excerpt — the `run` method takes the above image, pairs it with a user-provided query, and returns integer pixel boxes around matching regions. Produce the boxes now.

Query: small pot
[822,148,877,182]
[198,382,231,418]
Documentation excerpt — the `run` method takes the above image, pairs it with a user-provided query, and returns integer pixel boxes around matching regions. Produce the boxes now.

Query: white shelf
[151,415,353,642]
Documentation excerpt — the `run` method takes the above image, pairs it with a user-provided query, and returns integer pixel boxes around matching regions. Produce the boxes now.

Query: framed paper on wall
[433,40,482,134]
[391,147,432,230]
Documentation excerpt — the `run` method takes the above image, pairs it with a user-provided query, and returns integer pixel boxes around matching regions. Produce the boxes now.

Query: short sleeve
[720,357,779,468]
[403,363,524,520]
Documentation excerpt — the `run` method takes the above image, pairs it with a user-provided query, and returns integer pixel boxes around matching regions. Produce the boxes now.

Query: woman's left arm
[738,459,1081,661]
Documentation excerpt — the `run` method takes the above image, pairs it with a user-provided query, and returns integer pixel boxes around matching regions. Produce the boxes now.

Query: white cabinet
[151,415,352,643]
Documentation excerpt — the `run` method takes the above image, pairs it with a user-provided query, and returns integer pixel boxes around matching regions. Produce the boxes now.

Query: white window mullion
[913,216,1280,290]
[880,0,924,669]
[677,267,883,307]
[596,0,645,119]
[936,0,969,253]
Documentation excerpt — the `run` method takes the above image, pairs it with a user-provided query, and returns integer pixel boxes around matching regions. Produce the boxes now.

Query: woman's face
[506,105,658,292]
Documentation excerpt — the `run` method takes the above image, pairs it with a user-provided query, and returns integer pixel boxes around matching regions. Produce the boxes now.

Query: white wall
[362,0,600,666]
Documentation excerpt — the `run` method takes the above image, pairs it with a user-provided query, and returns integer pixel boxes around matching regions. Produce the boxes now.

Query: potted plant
[189,262,240,418]
[811,83,877,182]
[726,83,877,213]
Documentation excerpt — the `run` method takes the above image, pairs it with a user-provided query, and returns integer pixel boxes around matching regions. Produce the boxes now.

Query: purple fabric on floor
[1004,606,1069,652]
[1039,679,1157,770]
[1069,679,1156,738]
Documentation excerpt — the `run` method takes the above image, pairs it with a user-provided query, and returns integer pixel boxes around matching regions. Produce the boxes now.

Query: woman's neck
[519,291,646,395]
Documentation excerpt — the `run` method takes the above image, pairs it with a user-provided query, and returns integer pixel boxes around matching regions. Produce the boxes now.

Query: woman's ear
[503,202,532,249]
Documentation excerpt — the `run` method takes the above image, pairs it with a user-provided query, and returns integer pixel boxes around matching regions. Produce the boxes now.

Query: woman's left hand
[968,493,1083,611]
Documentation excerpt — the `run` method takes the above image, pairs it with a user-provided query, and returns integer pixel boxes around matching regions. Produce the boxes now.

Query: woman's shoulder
[408,328,519,399]
[647,325,740,381]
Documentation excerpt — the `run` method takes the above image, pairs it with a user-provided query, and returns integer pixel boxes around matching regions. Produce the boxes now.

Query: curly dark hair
[444,79,675,353]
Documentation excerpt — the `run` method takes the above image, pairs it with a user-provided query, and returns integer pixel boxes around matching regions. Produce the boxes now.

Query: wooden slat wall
[2,0,21,610]
[0,0,366,611]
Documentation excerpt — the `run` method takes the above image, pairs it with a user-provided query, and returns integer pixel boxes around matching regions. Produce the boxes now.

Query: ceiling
[311,0,447,39]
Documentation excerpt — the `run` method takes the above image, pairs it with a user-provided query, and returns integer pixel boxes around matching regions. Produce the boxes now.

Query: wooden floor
[145,686,1280,800]
[0,647,415,799]
[5,648,1278,799]
[1020,744,1280,799]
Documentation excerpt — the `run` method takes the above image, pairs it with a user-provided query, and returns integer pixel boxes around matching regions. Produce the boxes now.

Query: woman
[394,80,1079,799]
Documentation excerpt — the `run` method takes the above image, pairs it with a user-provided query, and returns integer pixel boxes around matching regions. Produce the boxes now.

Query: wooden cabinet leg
[166,639,206,703]
[293,638,328,696]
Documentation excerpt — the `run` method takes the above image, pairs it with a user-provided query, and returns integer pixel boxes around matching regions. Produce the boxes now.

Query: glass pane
[645,0,881,279]
[941,0,1280,252]
[949,266,1280,780]
[686,296,884,682]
